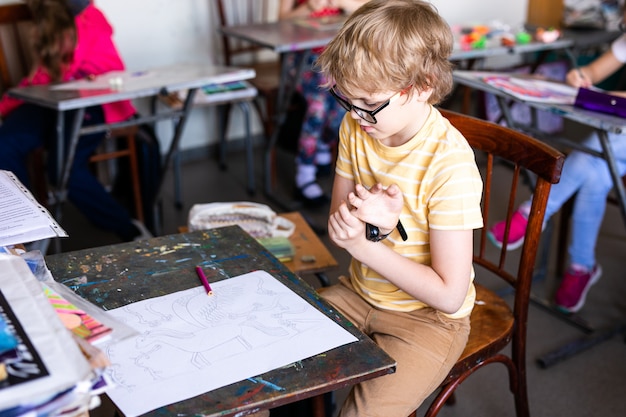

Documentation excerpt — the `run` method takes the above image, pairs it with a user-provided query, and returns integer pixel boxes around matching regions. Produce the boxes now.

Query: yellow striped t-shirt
[335,106,484,318]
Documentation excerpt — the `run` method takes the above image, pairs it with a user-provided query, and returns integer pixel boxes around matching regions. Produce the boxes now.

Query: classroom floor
[60,109,626,417]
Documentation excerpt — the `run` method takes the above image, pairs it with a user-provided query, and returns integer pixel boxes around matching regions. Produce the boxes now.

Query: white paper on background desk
[0,170,67,246]
[461,71,578,104]
[102,270,357,417]
[50,70,157,91]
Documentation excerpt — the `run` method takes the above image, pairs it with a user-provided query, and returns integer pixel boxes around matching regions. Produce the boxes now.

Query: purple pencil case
[574,87,626,118]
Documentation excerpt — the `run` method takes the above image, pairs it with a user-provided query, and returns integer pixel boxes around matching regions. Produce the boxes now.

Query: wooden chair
[215,0,280,140]
[0,2,145,222]
[409,110,564,417]
[89,125,144,222]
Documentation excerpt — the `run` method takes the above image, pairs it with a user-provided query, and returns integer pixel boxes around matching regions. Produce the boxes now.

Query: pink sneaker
[554,264,602,313]
[487,211,528,250]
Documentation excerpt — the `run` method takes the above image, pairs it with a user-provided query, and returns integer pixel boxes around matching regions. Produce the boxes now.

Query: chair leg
[125,133,144,222]
[217,103,231,171]
[89,128,144,222]
[169,118,183,210]
[556,197,574,278]
[311,394,326,417]
[27,147,49,206]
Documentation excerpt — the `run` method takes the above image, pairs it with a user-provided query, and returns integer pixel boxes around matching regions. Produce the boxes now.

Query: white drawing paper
[102,270,357,417]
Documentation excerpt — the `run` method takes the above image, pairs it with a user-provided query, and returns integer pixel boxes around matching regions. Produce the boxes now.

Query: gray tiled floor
[62,114,626,416]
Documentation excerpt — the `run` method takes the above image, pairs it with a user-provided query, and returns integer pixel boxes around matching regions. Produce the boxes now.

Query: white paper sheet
[102,270,357,417]
[0,170,67,246]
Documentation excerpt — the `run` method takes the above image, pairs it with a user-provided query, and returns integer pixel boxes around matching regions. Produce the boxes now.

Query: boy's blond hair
[317,0,453,105]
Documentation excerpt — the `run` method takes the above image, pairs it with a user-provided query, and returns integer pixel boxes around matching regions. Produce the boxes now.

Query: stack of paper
[0,254,93,416]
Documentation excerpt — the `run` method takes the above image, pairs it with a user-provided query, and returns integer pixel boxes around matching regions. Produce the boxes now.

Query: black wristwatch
[365,220,408,242]
[365,223,392,242]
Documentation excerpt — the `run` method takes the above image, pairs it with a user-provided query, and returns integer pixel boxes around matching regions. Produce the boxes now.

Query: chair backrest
[440,109,564,396]
[213,0,281,141]
[442,108,563,283]
[214,0,278,66]
[0,3,33,93]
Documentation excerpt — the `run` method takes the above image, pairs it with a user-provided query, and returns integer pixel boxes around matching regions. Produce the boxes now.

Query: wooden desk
[45,226,394,417]
[180,211,338,286]
[280,212,337,286]
[8,64,255,234]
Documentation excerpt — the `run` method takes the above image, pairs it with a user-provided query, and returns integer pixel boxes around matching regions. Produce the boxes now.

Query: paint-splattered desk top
[45,226,395,417]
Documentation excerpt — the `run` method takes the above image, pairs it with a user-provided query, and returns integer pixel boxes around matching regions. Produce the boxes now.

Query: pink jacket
[0,4,135,123]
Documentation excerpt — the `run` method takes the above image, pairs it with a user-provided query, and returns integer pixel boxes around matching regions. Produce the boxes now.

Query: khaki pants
[320,277,470,417]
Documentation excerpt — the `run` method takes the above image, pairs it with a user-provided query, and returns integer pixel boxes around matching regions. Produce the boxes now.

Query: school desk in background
[8,63,256,235]
[453,69,626,229]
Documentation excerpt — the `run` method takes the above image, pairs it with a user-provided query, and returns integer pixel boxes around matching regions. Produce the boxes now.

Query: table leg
[263,50,311,210]
[49,107,84,228]
[54,111,65,209]
[239,101,255,195]
[151,88,198,235]
[46,108,84,253]
[536,323,626,368]
[596,129,626,226]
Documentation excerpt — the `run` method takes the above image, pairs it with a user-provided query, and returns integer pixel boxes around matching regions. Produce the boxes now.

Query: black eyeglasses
[329,85,401,124]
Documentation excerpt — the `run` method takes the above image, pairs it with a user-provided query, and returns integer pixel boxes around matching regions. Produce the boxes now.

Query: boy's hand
[328,201,366,250]
[348,183,403,231]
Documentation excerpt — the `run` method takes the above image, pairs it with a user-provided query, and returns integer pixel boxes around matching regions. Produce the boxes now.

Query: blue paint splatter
[247,377,285,391]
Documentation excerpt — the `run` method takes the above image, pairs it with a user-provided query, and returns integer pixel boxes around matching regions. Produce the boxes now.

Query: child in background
[279,0,369,207]
[488,19,626,313]
[0,0,151,242]
[316,1,484,415]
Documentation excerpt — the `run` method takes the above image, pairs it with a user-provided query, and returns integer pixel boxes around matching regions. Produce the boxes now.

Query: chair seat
[441,283,514,385]
[248,60,280,93]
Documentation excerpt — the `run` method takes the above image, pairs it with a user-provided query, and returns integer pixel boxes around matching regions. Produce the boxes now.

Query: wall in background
[0,0,531,152]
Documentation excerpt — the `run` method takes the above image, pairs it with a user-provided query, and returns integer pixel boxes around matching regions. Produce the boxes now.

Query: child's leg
[320,279,470,417]
[295,73,327,197]
[568,132,626,268]
[0,104,52,187]
[554,132,626,312]
[294,53,337,204]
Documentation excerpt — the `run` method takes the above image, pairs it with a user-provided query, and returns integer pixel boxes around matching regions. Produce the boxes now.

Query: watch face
[366,223,390,242]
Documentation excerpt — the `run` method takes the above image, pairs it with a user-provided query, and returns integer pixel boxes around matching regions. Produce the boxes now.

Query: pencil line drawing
[101,270,357,417]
